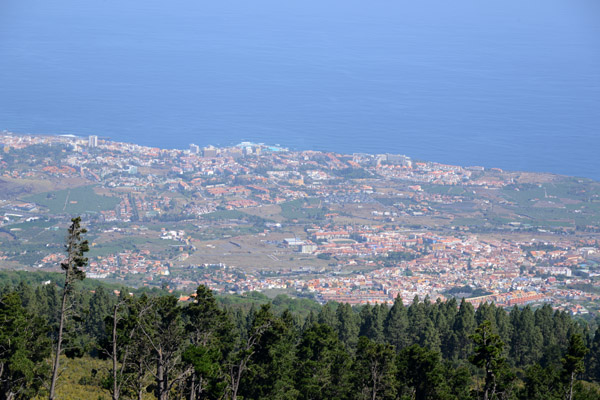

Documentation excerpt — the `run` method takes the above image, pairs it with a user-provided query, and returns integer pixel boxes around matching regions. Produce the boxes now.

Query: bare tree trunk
[231,365,242,400]
[48,284,68,400]
[157,349,168,400]
[228,320,271,400]
[371,361,379,400]
[137,359,145,400]
[567,371,574,400]
[189,373,196,400]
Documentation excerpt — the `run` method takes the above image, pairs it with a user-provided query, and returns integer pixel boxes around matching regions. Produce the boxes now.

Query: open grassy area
[494,180,600,228]
[33,356,112,400]
[89,234,176,258]
[420,184,474,197]
[500,180,600,207]
[280,198,327,221]
[201,209,273,225]
[201,209,249,220]
[23,185,120,214]
[30,355,156,400]
[0,176,57,198]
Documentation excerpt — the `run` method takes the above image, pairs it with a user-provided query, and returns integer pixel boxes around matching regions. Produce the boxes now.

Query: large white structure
[88,135,98,148]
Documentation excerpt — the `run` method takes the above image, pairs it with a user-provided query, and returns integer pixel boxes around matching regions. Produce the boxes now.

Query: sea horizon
[1,0,599,180]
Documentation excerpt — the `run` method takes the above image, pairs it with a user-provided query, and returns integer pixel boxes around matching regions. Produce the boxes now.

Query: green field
[501,180,600,207]
[23,186,120,214]
[496,180,600,228]
[280,198,326,221]
[202,209,251,220]
[89,236,175,258]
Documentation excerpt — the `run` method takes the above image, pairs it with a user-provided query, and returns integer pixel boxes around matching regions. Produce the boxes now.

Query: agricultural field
[23,185,120,215]
[280,198,328,221]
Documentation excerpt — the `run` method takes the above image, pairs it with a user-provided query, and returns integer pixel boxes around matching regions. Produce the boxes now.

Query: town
[1,131,599,316]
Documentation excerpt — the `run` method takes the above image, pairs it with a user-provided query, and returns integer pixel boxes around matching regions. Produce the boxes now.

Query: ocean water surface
[0,0,599,179]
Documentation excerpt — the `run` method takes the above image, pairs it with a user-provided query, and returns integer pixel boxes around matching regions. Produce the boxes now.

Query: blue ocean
[1,0,599,179]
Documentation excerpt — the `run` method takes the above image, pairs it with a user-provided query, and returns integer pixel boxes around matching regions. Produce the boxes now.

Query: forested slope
[2,272,600,399]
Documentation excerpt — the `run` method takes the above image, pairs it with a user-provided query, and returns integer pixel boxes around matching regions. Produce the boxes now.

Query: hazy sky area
[1,0,599,178]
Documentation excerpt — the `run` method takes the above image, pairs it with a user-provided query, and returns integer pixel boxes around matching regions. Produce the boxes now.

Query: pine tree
[139,295,187,400]
[494,305,512,352]
[562,334,588,400]
[240,306,298,400]
[439,297,458,359]
[360,304,386,344]
[85,286,113,349]
[295,324,351,400]
[105,293,130,400]
[0,292,51,400]
[49,216,89,400]
[318,302,338,327]
[510,306,543,367]
[396,344,445,400]
[475,302,497,330]
[535,304,555,349]
[553,310,572,352]
[121,294,154,400]
[226,304,274,400]
[586,327,600,383]
[451,298,475,360]
[383,295,408,351]
[15,281,36,311]
[352,336,397,400]
[407,296,426,346]
[303,310,317,332]
[469,320,507,400]
[520,364,563,400]
[336,302,359,351]
[103,290,155,400]
[184,285,233,400]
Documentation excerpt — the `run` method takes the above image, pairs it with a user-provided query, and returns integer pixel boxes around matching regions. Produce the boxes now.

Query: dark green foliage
[359,303,387,344]
[383,295,409,351]
[469,320,511,400]
[240,306,298,400]
[586,326,600,383]
[563,334,589,400]
[336,303,359,351]
[61,216,89,287]
[117,294,155,400]
[295,324,352,400]
[396,344,446,400]
[521,364,563,400]
[85,286,113,351]
[0,292,50,400]
[451,298,476,360]
[141,295,186,400]
[182,345,222,397]
[318,301,338,327]
[2,269,600,398]
[352,336,396,400]
[572,380,600,400]
[510,306,543,367]
[443,363,473,400]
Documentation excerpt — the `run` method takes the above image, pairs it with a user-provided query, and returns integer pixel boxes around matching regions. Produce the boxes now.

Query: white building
[88,135,98,148]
